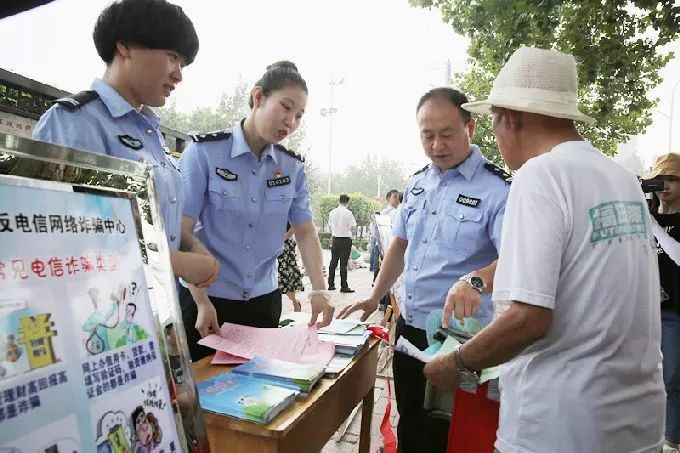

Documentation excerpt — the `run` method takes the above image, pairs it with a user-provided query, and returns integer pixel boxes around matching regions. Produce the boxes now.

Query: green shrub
[318,232,331,249]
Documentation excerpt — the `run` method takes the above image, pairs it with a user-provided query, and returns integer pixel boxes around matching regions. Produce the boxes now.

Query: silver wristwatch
[459,273,487,294]
[452,345,481,383]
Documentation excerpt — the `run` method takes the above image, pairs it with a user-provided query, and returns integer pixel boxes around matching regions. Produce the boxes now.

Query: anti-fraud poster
[0,180,181,453]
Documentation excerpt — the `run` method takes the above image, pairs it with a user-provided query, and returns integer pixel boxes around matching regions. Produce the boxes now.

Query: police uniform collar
[231,120,279,164]
[433,145,482,182]
[457,145,483,182]
[90,79,160,127]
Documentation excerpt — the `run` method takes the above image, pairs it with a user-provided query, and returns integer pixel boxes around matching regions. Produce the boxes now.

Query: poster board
[0,133,206,452]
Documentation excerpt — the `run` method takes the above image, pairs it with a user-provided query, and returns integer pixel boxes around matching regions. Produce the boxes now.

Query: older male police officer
[340,87,509,453]
[32,0,216,285]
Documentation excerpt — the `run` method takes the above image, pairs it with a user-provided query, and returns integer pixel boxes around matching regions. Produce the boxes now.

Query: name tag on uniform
[457,194,481,208]
[267,176,291,187]
[216,168,238,181]
[411,187,424,196]
[118,134,143,150]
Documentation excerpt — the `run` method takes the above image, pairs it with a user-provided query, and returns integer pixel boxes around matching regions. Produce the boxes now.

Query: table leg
[358,386,375,453]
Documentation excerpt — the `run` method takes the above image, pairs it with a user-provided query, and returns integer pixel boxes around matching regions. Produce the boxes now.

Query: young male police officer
[340,87,510,453]
[32,0,217,286]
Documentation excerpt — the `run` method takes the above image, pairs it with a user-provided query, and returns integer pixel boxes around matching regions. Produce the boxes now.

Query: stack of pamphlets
[232,356,325,396]
[323,355,353,377]
[317,331,369,357]
[197,372,297,424]
[281,313,369,357]
[280,313,370,375]
[198,322,335,367]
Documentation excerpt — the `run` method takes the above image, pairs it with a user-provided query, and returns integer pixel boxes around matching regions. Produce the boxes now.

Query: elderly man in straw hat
[425,46,665,453]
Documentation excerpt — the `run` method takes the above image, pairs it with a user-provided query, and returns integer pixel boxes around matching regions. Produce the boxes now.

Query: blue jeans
[663,309,680,444]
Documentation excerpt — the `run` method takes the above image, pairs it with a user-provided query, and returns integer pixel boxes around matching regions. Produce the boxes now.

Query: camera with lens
[640,178,665,193]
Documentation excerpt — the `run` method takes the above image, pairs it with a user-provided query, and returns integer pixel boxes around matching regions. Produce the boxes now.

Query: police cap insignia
[484,163,512,183]
[54,90,99,110]
[190,130,232,143]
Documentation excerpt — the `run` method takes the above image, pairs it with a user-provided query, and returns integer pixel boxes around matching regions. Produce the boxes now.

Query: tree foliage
[411,0,680,159]
[157,78,251,133]
[156,79,322,192]
[313,193,380,232]
[330,155,410,199]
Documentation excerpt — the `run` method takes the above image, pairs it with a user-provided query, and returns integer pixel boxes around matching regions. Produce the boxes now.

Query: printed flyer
[0,179,182,452]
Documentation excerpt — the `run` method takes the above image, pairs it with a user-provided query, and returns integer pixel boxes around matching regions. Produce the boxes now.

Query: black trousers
[393,316,449,453]
[328,236,352,289]
[179,286,282,361]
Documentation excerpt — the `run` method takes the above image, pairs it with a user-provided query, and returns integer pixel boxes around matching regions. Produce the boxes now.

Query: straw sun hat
[643,153,680,180]
[462,46,595,124]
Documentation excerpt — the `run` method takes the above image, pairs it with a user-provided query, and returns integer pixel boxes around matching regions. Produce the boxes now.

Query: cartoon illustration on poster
[0,175,184,451]
[91,378,178,453]
[0,414,81,452]
[0,298,61,381]
[74,278,151,357]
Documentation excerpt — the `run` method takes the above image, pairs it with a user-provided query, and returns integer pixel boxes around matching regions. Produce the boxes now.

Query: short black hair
[93,0,199,65]
[131,406,145,426]
[249,61,308,108]
[398,192,403,203]
[385,189,398,201]
[416,87,471,124]
[339,194,350,204]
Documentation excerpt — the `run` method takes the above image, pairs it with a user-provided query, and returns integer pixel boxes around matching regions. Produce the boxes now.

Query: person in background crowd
[32,0,217,288]
[376,189,402,310]
[369,211,381,273]
[340,86,509,453]
[426,46,665,453]
[278,224,304,312]
[381,189,401,224]
[328,194,357,293]
[643,153,680,453]
[179,61,334,361]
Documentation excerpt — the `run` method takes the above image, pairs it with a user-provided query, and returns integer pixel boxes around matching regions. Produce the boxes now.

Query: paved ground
[279,249,397,453]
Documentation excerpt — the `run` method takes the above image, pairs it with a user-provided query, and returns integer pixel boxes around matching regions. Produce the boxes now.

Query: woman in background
[278,224,304,312]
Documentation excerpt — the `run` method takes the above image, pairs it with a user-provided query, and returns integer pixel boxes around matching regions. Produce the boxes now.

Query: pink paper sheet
[210,350,248,365]
[197,322,311,361]
[298,340,335,367]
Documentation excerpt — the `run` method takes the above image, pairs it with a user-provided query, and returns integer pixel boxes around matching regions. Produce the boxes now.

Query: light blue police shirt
[32,79,182,250]
[180,122,313,300]
[393,145,510,330]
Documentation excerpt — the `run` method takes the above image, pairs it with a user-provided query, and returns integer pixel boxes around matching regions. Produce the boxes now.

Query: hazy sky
[1,0,678,175]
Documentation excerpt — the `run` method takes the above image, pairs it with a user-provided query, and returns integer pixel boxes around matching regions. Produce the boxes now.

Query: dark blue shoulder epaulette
[484,162,512,183]
[411,164,429,177]
[274,144,305,162]
[54,90,99,110]
[190,130,232,143]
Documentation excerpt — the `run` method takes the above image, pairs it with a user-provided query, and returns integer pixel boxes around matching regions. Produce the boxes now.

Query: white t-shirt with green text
[493,141,664,453]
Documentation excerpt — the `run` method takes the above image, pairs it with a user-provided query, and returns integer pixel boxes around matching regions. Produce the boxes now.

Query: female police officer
[32,0,217,287]
[180,62,334,360]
